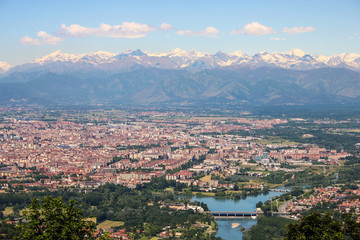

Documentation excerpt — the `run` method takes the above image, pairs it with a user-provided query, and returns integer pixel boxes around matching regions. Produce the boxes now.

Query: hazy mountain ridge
[2,49,360,76]
[1,67,360,106]
[1,49,360,106]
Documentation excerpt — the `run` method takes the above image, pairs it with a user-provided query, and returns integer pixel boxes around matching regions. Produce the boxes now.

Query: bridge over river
[269,188,291,193]
[206,211,290,218]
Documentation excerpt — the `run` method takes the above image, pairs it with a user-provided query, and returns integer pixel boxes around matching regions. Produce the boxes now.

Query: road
[278,200,291,215]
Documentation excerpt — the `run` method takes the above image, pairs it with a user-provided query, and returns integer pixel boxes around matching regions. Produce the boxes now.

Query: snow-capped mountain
[317,53,360,70]
[0,61,11,74]
[1,50,360,106]
[5,48,360,75]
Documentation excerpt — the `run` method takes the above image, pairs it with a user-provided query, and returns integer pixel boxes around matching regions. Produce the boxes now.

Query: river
[189,191,283,240]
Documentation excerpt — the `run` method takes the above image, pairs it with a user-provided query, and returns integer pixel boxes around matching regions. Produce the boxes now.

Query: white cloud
[232,22,276,35]
[20,36,41,46]
[20,31,61,46]
[160,22,172,31]
[283,26,315,34]
[57,22,155,38]
[270,37,286,41]
[37,31,62,45]
[176,26,218,37]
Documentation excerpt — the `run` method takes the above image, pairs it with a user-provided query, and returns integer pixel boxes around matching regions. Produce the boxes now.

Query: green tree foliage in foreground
[1,182,217,239]
[244,212,360,240]
[17,196,98,240]
[243,216,296,240]
[285,212,360,240]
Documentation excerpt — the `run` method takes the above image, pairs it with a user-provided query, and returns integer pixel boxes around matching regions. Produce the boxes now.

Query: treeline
[252,105,360,120]
[263,168,333,187]
[0,181,218,239]
[343,156,360,165]
[243,212,360,240]
[262,163,360,187]
[216,119,360,153]
[338,164,360,183]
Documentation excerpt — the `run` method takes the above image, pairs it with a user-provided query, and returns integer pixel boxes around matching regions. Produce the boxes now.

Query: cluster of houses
[287,187,360,218]
[0,114,353,193]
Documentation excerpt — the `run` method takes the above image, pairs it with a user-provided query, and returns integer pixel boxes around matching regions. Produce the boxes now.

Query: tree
[285,212,344,240]
[290,187,304,197]
[243,216,296,240]
[256,201,263,208]
[342,213,360,239]
[17,196,96,240]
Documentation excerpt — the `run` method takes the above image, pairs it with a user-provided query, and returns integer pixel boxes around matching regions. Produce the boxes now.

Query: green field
[192,191,215,196]
[96,220,124,230]
[3,207,13,216]
[200,175,211,182]
[164,187,174,193]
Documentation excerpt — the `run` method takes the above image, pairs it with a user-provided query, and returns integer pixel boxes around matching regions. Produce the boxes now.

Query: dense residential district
[1,108,360,239]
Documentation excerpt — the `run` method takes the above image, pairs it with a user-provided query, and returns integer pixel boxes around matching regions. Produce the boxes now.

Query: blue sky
[1,0,360,66]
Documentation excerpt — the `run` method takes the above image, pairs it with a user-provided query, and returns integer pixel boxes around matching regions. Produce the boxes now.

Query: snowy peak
[80,51,116,65]
[85,51,115,58]
[333,53,360,63]
[165,48,209,59]
[8,48,360,74]
[115,49,148,59]
[33,50,78,64]
[231,50,245,57]
[316,53,360,70]
[47,50,64,57]
[285,48,306,57]
[146,51,167,57]
[215,50,227,57]
[120,49,146,57]
[167,48,189,57]
[0,61,11,74]
[214,51,235,66]
[189,49,208,58]
[129,49,146,56]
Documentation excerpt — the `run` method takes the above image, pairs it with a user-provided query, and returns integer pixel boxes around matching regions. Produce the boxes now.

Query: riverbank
[176,187,272,200]
[186,191,283,239]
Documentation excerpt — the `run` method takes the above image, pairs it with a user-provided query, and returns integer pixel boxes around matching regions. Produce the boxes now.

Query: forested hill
[1,67,360,106]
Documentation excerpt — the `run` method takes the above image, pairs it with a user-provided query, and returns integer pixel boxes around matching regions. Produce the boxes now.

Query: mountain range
[1,49,360,107]
[1,49,360,75]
